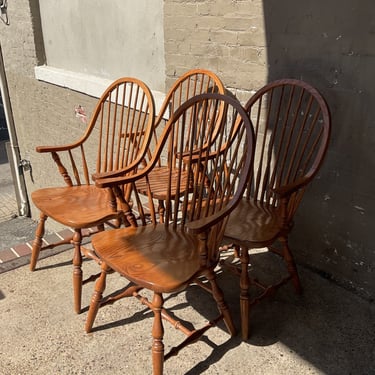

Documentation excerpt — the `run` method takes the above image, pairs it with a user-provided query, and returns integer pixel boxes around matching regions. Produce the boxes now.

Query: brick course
[164,0,267,94]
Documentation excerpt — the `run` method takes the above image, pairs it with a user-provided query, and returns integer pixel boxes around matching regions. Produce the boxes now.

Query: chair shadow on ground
[86,289,196,333]
[34,250,93,272]
[34,257,74,271]
[85,280,247,374]
[82,251,287,371]
[184,335,242,375]
[34,247,374,374]
[186,249,374,375]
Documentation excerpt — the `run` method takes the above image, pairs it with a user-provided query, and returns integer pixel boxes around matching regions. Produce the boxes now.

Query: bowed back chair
[223,79,331,340]
[134,69,226,223]
[85,92,255,374]
[30,77,155,313]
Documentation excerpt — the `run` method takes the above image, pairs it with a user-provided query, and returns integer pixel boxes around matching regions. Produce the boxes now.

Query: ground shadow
[186,250,375,374]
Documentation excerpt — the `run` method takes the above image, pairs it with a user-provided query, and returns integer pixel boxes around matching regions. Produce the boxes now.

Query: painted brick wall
[164,0,266,101]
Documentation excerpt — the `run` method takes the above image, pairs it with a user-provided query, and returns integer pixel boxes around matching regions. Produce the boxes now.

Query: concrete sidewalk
[0,246,374,374]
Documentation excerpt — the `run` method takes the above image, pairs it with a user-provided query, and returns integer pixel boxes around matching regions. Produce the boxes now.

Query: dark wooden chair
[134,69,226,222]
[222,79,331,340]
[85,92,255,375]
[30,77,155,313]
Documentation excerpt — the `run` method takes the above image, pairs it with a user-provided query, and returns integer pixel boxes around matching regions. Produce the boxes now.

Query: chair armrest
[92,160,147,181]
[36,138,89,186]
[271,176,311,198]
[36,140,83,153]
[94,166,151,188]
[185,202,236,234]
[179,149,217,162]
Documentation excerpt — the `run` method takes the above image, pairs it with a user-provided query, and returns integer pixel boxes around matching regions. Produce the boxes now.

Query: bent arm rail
[271,175,311,198]
[36,140,84,154]
[186,202,237,234]
[36,139,90,186]
[94,165,151,189]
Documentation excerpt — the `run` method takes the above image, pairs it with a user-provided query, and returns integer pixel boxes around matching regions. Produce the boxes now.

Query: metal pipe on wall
[0,43,29,216]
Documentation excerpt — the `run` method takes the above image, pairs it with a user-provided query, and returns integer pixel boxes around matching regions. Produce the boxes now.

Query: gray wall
[39,0,165,91]
[0,0,105,219]
[1,0,374,300]
[263,1,375,300]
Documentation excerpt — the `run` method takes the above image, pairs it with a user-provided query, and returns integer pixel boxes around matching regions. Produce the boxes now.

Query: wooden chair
[30,77,155,313]
[134,69,226,222]
[222,79,331,340]
[85,92,255,374]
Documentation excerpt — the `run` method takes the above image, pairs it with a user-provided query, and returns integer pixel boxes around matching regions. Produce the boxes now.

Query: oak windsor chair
[222,79,331,340]
[78,69,226,330]
[30,77,155,313]
[134,69,226,223]
[85,92,255,375]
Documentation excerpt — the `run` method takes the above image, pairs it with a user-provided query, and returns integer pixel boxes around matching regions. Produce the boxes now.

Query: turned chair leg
[205,269,236,336]
[72,229,83,314]
[124,208,138,227]
[85,262,111,333]
[239,246,250,340]
[30,212,48,271]
[280,238,302,294]
[151,293,165,375]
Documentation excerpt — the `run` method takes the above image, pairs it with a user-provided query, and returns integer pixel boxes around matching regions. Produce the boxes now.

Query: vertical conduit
[0,43,29,216]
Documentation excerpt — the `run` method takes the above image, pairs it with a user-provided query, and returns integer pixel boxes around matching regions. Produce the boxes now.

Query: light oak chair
[30,77,155,313]
[85,92,255,375]
[222,79,331,340]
